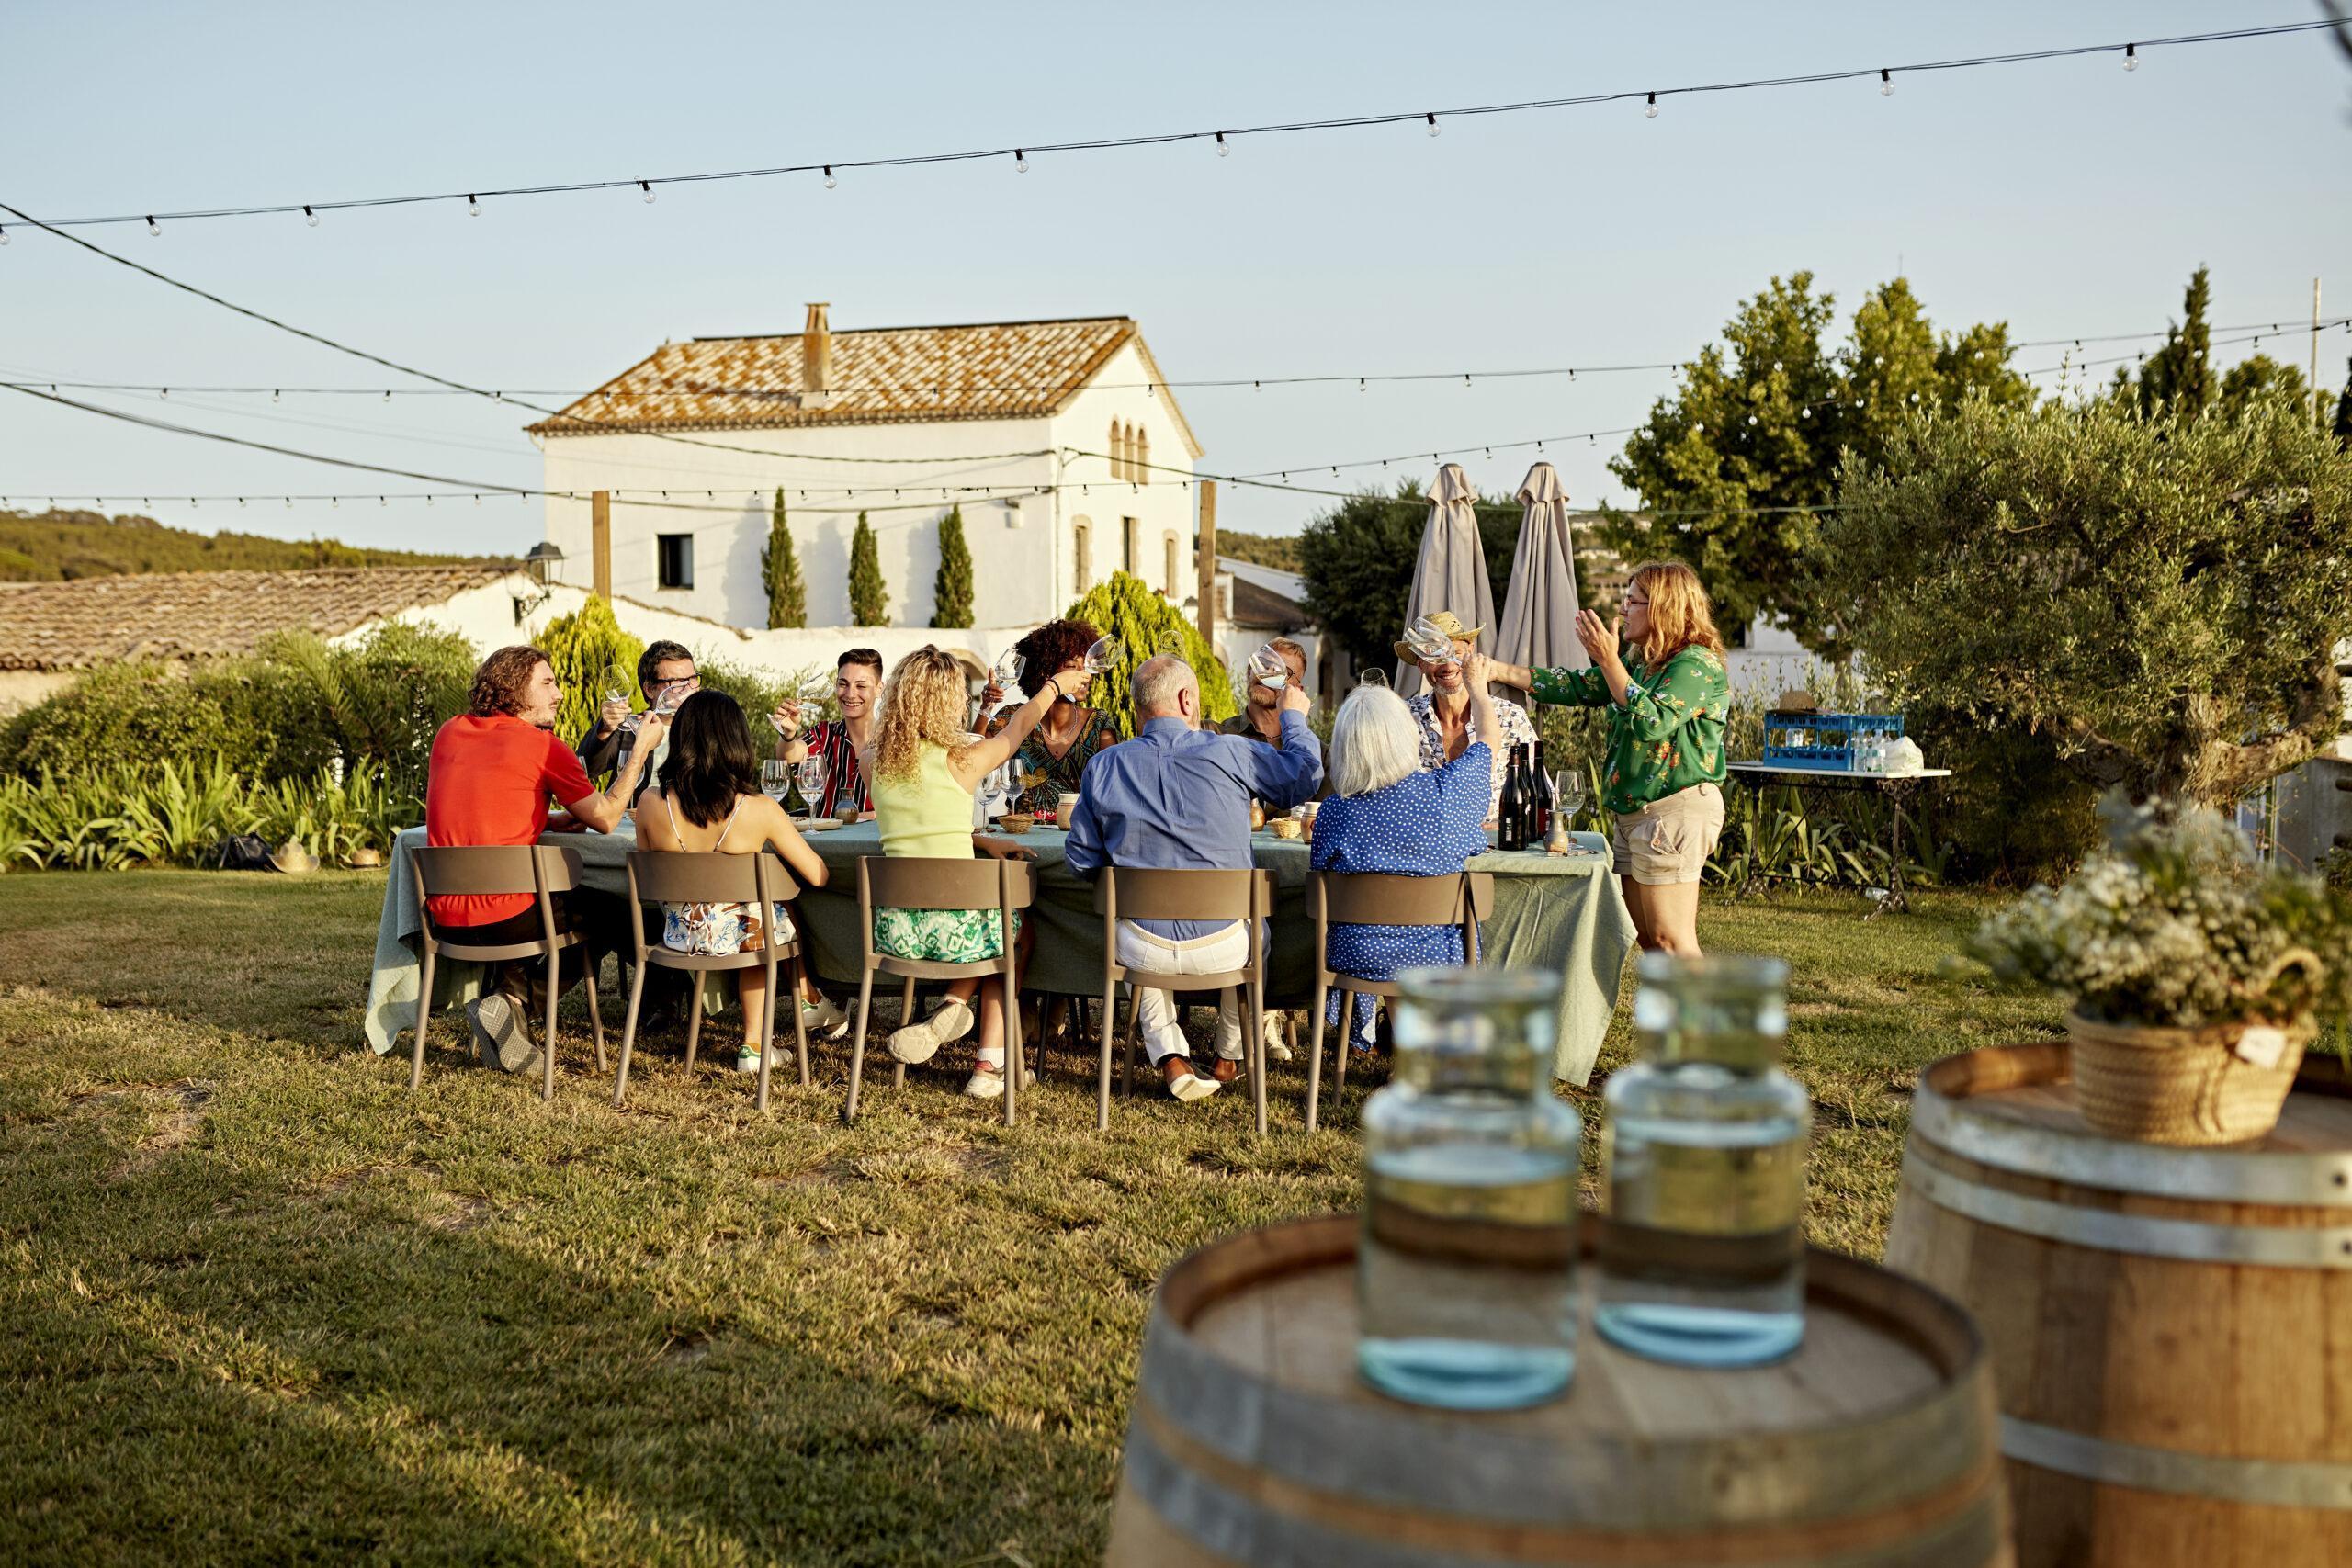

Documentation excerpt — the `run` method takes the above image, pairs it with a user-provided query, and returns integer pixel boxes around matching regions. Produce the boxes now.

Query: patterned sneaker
[888,998,975,1066]
[468,993,537,1074]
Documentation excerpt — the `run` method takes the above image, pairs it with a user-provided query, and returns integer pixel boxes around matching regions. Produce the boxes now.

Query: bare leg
[1642,879,1704,956]
[1620,875,1658,951]
[739,967,768,1050]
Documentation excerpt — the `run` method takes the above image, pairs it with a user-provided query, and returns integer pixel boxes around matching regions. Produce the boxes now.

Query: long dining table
[363,817,1636,1087]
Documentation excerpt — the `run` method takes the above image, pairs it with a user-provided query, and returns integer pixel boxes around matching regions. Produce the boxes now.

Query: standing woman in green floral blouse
[1492,560,1730,956]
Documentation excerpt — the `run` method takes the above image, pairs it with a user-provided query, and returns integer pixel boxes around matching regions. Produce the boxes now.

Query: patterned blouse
[1310,741,1492,1042]
[1406,691,1539,820]
[1529,646,1729,813]
[984,705,1123,815]
[799,719,872,818]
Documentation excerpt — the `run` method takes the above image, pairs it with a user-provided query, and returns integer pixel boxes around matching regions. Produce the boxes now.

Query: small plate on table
[793,818,845,833]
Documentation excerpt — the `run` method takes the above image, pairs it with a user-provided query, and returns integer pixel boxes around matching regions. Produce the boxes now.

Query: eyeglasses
[1623,596,1650,608]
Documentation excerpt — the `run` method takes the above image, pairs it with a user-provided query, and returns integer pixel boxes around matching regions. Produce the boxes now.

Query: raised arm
[561,711,669,833]
[1458,649,1503,755]
[1244,680,1325,808]
[948,668,1089,791]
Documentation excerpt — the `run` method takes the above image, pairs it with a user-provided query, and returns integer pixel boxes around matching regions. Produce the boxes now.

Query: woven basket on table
[2067,1010,2314,1146]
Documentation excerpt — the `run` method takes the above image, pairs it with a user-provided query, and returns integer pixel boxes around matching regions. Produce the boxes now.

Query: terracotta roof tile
[0,565,512,671]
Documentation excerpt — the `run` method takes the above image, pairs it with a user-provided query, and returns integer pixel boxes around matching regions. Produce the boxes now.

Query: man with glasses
[579,640,697,809]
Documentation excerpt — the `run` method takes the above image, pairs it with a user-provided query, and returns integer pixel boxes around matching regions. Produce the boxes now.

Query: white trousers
[1115,919,1250,1065]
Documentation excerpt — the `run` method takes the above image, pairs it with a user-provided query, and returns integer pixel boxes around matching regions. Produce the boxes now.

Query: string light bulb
[469,195,481,216]
[1879,69,1893,96]
[1425,112,1440,137]
[639,180,655,204]
[823,166,837,189]
[0,225,8,245]
[1216,131,1229,157]
[271,389,280,403]
[147,216,161,237]
[1645,93,1658,118]
[2123,43,2138,71]
[1014,150,1029,173]
[304,205,319,226]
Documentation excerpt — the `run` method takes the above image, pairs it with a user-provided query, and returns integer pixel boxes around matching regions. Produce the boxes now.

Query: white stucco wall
[1046,340,1200,613]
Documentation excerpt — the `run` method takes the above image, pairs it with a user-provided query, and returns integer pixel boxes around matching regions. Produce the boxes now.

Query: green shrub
[539,596,643,746]
[1063,570,1238,737]
[0,757,419,872]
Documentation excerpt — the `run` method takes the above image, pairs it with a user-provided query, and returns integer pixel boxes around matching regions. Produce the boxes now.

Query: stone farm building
[527,305,1204,633]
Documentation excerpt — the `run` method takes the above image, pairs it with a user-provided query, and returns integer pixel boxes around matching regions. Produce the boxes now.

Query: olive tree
[1821,395,2352,808]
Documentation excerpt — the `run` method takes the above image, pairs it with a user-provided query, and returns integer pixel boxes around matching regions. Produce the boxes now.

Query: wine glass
[761,760,792,803]
[991,648,1025,694]
[1554,770,1586,827]
[1357,666,1389,690]
[796,757,826,816]
[1154,629,1190,660]
[1404,615,1458,668]
[1083,635,1125,676]
[1247,644,1289,691]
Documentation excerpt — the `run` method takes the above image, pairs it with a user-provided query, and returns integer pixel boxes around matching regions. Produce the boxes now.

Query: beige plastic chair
[1304,871,1494,1133]
[842,856,1037,1126]
[1095,867,1274,1135]
[612,850,809,1112]
[410,844,603,1101]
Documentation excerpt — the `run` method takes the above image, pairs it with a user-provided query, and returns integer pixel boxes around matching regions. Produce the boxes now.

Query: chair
[1304,871,1495,1133]
[410,844,604,1100]
[1096,868,1275,1135]
[612,851,809,1112]
[842,856,1037,1126]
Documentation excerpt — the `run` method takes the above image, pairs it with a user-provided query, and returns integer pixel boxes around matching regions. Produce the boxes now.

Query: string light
[469,195,481,217]
[822,166,837,189]
[2124,42,2139,71]
[1014,150,1029,173]
[639,180,655,204]
[147,216,161,237]
[1425,112,1441,137]
[0,224,8,245]
[1645,93,1658,118]
[1879,69,1894,96]
[304,205,319,226]
[1216,132,1229,157]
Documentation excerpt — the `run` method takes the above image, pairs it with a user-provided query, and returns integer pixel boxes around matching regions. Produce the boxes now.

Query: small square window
[657,533,694,590]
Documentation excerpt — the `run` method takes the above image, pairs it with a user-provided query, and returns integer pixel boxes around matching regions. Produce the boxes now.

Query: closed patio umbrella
[1492,461,1587,684]
[1394,464,1494,698]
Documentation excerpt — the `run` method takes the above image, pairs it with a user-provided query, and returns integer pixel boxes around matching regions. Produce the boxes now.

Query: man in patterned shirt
[1396,610,1538,824]
[773,647,883,818]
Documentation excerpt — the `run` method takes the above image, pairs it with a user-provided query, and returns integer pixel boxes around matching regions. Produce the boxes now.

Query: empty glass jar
[1596,953,1810,1367]
[1356,967,1581,1410]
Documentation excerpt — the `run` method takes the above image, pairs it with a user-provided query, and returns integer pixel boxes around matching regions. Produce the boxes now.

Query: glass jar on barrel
[1356,967,1582,1409]
[1596,953,1810,1367]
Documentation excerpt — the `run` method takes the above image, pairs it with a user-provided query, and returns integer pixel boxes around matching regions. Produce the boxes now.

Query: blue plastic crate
[1760,712,1904,772]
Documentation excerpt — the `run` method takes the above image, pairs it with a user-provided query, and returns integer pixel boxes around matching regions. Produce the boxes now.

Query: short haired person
[1064,655,1322,1101]
[579,639,696,808]
[1220,636,1329,797]
[1489,560,1729,956]
[979,619,1123,817]
[772,648,883,818]
[1311,650,1499,1049]
[426,645,668,1071]
[1399,610,1539,824]
[866,646,1090,1099]
[631,691,828,1076]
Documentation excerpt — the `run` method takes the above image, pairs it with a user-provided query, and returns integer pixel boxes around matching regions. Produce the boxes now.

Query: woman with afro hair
[981,617,1124,816]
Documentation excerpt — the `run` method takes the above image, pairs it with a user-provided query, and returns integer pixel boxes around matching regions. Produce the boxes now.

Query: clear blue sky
[3,2,2346,554]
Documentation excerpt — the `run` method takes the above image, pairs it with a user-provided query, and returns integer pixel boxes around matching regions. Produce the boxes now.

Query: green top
[1530,647,1730,814]
[872,742,976,862]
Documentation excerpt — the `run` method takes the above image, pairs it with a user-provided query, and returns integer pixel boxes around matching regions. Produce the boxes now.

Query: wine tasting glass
[1554,771,1586,826]
[796,757,826,813]
[1248,644,1289,690]
[1154,629,1190,660]
[1404,616,1458,668]
[1358,666,1390,690]
[761,760,792,802]
[651,680,690,716]
[1083,635,1125,676]
[991,649,1025,694]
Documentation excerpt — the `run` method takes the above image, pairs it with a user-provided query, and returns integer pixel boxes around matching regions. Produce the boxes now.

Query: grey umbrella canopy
[1493,461,1588,682]
[1394,463,1495,699]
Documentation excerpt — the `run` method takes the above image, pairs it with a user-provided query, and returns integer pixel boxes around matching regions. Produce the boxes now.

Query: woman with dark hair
[631,690,829,1076]
[980,618,1122,815]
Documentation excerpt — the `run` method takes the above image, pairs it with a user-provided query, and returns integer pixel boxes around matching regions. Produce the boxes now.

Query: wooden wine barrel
[1108,1213,2008,1567]
[1886,1043,2352,1567]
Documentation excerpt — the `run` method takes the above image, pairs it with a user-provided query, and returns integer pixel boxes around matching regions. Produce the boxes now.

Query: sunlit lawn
[0,869,2059,1564]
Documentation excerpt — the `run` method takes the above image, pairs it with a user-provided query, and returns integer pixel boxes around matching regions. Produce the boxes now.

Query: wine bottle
[1498,745,1528,851]
[1532,741,1551,838]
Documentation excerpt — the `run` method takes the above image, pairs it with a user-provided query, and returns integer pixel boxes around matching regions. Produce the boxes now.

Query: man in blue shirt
[1065,655,1322,1101]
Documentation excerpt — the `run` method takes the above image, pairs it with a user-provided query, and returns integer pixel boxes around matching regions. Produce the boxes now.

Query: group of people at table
[420,560,1733,1104]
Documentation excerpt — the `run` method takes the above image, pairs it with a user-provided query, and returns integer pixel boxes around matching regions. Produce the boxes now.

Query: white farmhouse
[527,304,1204,632]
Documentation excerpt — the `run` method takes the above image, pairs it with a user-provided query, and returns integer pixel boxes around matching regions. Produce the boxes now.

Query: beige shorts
[1611,783,1725,886]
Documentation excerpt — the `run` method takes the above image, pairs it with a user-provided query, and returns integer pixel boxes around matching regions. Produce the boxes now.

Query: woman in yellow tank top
[862,646,1095,1099]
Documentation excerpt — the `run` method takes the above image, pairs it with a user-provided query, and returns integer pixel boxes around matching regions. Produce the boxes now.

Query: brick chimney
[801,302,832,408]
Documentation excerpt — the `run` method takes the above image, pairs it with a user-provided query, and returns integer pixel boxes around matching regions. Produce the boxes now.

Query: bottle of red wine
[1532,740,1551,838]
[1498,745,1529,851]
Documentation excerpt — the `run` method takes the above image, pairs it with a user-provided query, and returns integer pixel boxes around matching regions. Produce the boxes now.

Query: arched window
[1136,428,1150,482]
[1109,420,1126,481]
[1072,515,1093,591]
[1164,532,1180,597]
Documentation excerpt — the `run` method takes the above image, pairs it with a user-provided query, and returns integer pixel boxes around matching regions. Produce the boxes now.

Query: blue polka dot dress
[1309,741,1491,1045]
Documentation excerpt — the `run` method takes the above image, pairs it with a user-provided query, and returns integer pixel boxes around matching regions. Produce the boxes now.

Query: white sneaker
[801,996,850,1040]
[1167,1066,1223,1103]
[888,998,974,1065]
[733,1046,766,1075]
[961,1064,1036,1099]
[1261,1010,1294,1063]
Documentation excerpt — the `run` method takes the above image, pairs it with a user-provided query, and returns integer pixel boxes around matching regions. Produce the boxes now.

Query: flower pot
[2066,1010,2313,1145]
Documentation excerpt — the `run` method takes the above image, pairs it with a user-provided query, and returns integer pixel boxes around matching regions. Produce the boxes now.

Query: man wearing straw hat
[1397,610,1538,824]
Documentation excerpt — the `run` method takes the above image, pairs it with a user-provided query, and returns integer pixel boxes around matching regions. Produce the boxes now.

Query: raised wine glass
[1358,666,1390,690]
[1154,629,1190,660]
[1083,635,1125,676]
[1248,644,1289,690]
[991,648,1025,694]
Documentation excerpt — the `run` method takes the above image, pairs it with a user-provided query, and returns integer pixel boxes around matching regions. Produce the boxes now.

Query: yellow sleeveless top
[873,741,975,861]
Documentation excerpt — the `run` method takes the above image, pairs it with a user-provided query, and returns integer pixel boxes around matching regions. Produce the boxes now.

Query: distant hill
[0,508,490,582]
[1215,529,1302,573]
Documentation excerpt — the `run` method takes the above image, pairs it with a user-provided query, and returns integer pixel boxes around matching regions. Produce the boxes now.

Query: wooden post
[591,491,612,601]
[1195,479,1217,649]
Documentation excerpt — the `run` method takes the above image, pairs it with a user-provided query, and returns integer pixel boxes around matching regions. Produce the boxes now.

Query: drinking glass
[798,671,836,703]
[992,649,1025,694]
[1554,771,1586,826]
[1248,644,1289,690]
[761,760,792,802]
[1405,616,1457,667]
[1154,630,1189,660]
[652,679,692,716]
[1358,667,1390,689]
[1083,635,1125,675]
[797,757,826,814]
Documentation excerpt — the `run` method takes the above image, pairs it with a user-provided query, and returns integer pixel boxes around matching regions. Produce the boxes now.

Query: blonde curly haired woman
[1492,559,1730,957]
[858,646,1090,1098]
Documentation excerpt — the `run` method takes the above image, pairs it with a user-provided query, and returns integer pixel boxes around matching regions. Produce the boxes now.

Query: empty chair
[842,856,1037,1126]
[612,851,809,1111]
[1305,870,1493,1133]
[1095,867,1275,1134]
[410,844,603,1100]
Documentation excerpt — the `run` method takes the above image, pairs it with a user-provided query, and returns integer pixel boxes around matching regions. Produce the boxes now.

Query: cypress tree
[2138,265,2214,419]
[848,512,888,626]
[2334,357,2351,446]
[761,487,806,628]
[930,505,975,627]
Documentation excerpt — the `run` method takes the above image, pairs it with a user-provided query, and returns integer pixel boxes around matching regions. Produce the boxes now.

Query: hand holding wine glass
[1082,636,1124,676]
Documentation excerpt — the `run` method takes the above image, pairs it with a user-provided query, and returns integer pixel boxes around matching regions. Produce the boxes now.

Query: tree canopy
[847,513,888,627]
[1063,570,1238,737]
[1295,480,1522,671]
[931,505,974,628]
[760,489,806,629]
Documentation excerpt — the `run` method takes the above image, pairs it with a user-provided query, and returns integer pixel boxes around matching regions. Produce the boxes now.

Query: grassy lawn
[0,870,2062,1564]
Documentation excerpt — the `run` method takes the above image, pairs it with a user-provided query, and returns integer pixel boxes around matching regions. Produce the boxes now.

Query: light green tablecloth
[364,819,1636,1085]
